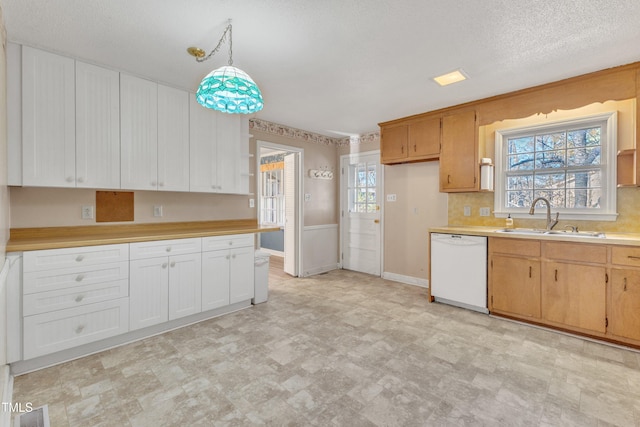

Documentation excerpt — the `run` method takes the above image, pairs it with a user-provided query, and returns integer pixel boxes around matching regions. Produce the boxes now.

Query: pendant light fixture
[188,20,263,114]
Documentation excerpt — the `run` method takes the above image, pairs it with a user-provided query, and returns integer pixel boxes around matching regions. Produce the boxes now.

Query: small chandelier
[188,20,263,114]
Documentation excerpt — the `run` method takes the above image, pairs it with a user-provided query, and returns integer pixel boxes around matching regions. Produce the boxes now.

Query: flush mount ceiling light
[188,20,263,114]
[433,69,468,86]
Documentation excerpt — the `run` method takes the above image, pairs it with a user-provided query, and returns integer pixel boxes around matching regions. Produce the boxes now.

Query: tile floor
[11,266,640,426]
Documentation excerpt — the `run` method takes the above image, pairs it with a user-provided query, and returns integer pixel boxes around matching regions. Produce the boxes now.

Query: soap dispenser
[505,214,514,229]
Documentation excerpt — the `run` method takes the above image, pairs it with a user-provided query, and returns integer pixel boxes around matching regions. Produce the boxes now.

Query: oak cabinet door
[609,269,640,341]
[490,255,540,318]
[380,125,408,164]
[440,110,478,192]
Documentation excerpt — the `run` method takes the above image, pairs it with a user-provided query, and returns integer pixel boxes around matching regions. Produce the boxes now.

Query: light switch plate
[479,207,491,217]
[463,206,471,216]
[249,198,255,208]
[386,194,397,202]
[153,205,163,217]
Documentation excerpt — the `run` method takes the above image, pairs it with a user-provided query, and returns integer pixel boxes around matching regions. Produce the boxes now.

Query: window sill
[494,211,618,222]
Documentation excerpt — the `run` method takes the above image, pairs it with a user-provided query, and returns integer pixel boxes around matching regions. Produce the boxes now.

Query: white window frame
[494,111,618,221]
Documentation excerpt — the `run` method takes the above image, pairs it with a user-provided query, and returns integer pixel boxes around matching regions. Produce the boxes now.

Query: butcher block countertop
[7,219,280,252]
[429,225,640,247]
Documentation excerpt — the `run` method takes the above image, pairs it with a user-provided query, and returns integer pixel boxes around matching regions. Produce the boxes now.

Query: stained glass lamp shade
[196,65,264,114]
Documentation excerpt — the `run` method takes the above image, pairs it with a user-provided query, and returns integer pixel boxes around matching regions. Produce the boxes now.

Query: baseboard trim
[0,365,12,427]
[382,272,429,288]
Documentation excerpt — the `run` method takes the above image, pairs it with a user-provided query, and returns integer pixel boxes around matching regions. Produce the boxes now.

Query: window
[348,161,377,213]
[261,168,285,226]
[494,112,617,221]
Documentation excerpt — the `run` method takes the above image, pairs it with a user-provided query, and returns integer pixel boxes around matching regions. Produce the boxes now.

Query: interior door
[283,153,299,276]
[342,152,381,275]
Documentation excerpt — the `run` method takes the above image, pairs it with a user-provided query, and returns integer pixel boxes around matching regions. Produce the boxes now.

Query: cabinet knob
[77,177,85,183]
[151,181,157,186]
[162,262,168,269]
[228,241,233,246]
[75,255,85,262]
[166,247,172,252]
[170,261,176,268]
[226,255,230,260]
[75,324,85,334]
[158,182,164,187]
[66,176,74,183]
[75,294,85,303]
[232,254,236,259]
[75,274,85,282]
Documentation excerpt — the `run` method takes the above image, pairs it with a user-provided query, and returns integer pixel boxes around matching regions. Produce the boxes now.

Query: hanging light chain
[195,22,233,66]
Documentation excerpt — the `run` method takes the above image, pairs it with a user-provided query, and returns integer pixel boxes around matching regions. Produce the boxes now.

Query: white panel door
[129,257,168,330]
[22,46,76,187]
[189,96,219,192]
[229,246,255,304]
[341,152,382,275]
[283,153,299,276]
[216,114,242,194]
[158,85,190,192]
[120,74,158,190]
[75,61,120,189]
[168,253,202,320]
[201,250,231,311]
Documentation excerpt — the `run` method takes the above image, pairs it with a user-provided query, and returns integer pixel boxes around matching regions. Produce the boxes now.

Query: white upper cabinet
[157,85,190,192]
[76,61,120,189]
[189,96,249,194]
[22,46,76,187]
[120,74,158,190]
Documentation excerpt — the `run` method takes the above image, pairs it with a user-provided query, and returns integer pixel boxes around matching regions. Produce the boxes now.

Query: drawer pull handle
[75,274,85,282]
[166,247,172,252]
[76,255,85,262]
[529,266,532,278]
[75,324,85,334]
[75,294,85,303]
[162,262,168,269]
[170,261,176,268]
[624,277,627,291]
[627,255,640,260]
[554,269,558,281]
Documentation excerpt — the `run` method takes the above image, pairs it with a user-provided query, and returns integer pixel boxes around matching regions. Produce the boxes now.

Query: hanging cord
[196,21,233,65]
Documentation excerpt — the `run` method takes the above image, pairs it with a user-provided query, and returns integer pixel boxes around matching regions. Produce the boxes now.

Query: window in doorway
[260,154,285,225]
[348,161,377,213]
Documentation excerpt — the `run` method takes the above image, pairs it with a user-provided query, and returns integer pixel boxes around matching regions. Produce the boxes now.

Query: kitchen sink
[495,228,606,238]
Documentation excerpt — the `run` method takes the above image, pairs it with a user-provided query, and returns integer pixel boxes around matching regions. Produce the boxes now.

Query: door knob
[374,219,380,224]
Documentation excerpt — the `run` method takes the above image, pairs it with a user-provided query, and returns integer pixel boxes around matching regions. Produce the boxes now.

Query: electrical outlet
[153,205,163,217]
[386,194,397,202]
[81,205,94,220]
[463,206,471,216]
[479,207,491,217]
[249,198,255,208]
[304,193,311,202]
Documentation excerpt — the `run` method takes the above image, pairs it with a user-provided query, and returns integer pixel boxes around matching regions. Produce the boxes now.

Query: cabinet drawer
[202,234,253,252]
[543,242,607,264]
[23,261,129,294]
[489,237,540,257]
[24,279,128,316]
[23,298,129,360]
[611,246,640,267]
[23,244,129,272]
[130,238,201,260]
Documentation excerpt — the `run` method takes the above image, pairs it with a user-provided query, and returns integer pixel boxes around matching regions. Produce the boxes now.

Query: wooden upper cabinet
[440,110,479,192]
[380,115,441,164]
[380,125,408,164]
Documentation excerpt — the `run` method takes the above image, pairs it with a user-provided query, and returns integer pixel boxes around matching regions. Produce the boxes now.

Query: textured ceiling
[3,0,640,137]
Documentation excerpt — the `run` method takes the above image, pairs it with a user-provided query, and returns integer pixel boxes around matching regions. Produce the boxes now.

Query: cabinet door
[168,253,202,320]
[76,61,120,189]
[440,110,478,192]
[201,250,230,311]
[129,257,168,330]
[22,46,76,187]
[189,96,219,192]
[229,246,255,304]
[609,269,640,341]
[216,114,243,194]
[409,116,440,159]
[541,262,606,333]
[120,74,158,190]
[490,255,540,318]
[158,85,190,192]
[380,125,408,164]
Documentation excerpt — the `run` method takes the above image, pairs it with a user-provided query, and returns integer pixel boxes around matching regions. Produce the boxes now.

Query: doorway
[257,141,303,277]
[340,151,383,276]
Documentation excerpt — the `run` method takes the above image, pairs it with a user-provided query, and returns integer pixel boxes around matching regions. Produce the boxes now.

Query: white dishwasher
[430,233,488,313]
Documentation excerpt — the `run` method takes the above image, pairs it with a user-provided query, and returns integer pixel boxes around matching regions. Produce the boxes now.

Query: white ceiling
[4,1,640,138]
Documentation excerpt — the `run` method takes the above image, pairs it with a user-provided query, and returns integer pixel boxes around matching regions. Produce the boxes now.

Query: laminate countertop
[7,219,280,252]
[429,225,640,247]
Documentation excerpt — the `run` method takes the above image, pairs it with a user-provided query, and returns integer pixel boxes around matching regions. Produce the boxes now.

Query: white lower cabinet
[129,238,202,330]
[202,234,255,310]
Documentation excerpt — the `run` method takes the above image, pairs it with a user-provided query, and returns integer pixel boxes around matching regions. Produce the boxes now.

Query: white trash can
[253,250,271,304]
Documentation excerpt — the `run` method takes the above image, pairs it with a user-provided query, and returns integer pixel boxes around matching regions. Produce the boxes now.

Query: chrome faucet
[529,197,559,230]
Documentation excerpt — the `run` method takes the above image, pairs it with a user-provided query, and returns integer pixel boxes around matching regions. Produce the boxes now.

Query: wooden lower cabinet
[490,255,540,318]
[541,261,606,333]
[609,268,640,341]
